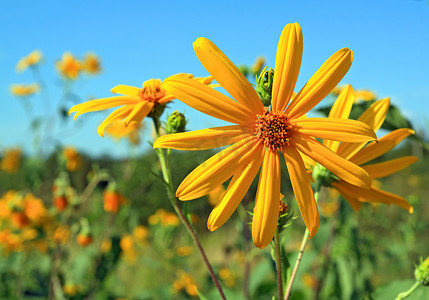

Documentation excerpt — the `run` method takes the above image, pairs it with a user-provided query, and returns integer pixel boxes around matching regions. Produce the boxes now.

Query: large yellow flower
[305,85,416,212]
[69,74,214,136]
[154,23,376,248]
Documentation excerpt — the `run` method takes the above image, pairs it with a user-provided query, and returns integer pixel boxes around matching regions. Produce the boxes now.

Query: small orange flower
[1,148,22,174]
[82,53,101,75]
[103,190,125,213]
[77,234,93,246]
[11,212,30,228]
[53,195,68,211]
[63,147,82,171]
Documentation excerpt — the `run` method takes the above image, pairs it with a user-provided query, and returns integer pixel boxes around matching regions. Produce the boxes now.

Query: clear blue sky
[1,0,428,157]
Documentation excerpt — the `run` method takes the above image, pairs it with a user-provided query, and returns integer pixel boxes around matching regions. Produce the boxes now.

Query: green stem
[152,118,226,300]
[284,189,320,300]
[275,229,283,300]
[395,281,421,300]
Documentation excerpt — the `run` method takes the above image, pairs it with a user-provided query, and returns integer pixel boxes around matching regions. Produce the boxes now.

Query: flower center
[255,108,292,151]
[139,79,166,103]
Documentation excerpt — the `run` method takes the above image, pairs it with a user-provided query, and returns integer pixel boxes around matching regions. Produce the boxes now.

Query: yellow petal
[272,23,303,113]
[97,105,134,137]
[177,137,258,200]
[193,37,264,114]
[68,96,139,120]
[331,181,362,211]
[335,180,413,213]
[291,133,371,188]
[252,149,281,249]
[153,125,253,150]
[163,75,255,125]
[111,85,141,97]
[337,98,390,159]
[350,128,415,165]
[324,84,355,151]
[294,118,376,142]
[362,156,418,179]
[123,101,153,125]
[283,146,319,237]
[207,143,264,231]
[286,48,353,119]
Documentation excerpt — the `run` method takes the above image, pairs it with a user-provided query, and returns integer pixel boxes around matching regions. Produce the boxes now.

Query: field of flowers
[2,21,429,300]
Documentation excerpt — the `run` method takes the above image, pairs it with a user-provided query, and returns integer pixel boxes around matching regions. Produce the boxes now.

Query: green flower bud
[415,257,429,286]
[256,66,274,107]
[148,103,166,120]
[165,110,187,134]
[312,164,338,188]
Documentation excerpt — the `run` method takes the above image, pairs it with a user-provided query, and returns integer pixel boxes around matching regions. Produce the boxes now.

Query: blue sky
[1,0,428,157]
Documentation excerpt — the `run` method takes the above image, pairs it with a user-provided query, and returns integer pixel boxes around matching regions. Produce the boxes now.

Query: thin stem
[284,190,320,300]
[395,281,421,300]
[275,229,283,300]
[152,118,226,300]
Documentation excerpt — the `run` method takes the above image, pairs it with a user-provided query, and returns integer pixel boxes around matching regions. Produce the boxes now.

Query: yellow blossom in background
[305,85,416,212]
[133,225,149,242]
[63,146,82,171]
[69,74,214,137]
[23,193,47,224]
[251,56,266,75]
[154,22,376,248]
[1,148,22,174]
[302,273,317,289]
[56,52,82,80]
[120,234,137,263]
[16,50,43,72]
[207,185,226,206]
[219,268,236,287]
[332,84,376,102]
[63,283,84,297]
[173,270,198,297]
[82,53,101,75]
[100,238,112,253]
[10,83,40,97]
[53,226,70,245]
[176,245,193,256]
[105,120,141,145]
[148,209,180,227]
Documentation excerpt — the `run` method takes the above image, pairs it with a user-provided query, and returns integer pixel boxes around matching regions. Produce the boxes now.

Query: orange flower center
[139,79,166,103]
[255,108,292,151]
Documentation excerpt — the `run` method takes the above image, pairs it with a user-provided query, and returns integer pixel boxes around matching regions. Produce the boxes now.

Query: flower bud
[165,110,187,134]
[256,66,274,107]
[415,257,429,286]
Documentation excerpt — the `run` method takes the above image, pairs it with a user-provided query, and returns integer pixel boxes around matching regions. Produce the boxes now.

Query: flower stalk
[274,229,283,299]
[152,118,226,300]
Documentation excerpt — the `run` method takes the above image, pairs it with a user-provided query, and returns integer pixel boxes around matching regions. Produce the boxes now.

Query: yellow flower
[133,225,148,241]
[53,225,71,245]
[16,50,43,72]
[219,268,236,287]
[176,245,193,256]
[63,146,82,171]
[10,83,40,97]
[82,53,101,74]
[68,74,214,137]
[251,56,266,74]
[56,52,82,80]
[173,270,198,297]
[306,85,416,212]
[154,22,376,248]
[1,148,22,173]
[100,238,112,253]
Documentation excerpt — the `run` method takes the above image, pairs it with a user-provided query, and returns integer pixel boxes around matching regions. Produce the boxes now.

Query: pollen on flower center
[255,108,292,151]
[139,79,166,102]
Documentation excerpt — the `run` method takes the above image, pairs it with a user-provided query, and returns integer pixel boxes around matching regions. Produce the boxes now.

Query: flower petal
[331,181,362,211]
[282,146,319,237]
[252,149,281,248]
[291,133,371,188]
[334,180,413,213]
[69,96,139,120]
[97,105,134,137]
[272,23,303,113]
[193,37,264,114]
[362,156,418,179]
[153,125,253,150]
[207,143,264,231]
[294,118,376,142]
[350,128,415,165]
[176,137,258,200]
[163,75,255,125]
[123,101,153,125]
[111,85,141,97]
[323,84,355,151]
[286,48,353,119]
[337,98,390,159]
